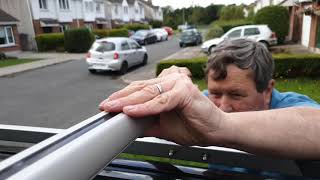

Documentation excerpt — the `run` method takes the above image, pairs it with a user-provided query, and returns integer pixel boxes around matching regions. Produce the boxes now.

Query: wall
[0,0,36,50]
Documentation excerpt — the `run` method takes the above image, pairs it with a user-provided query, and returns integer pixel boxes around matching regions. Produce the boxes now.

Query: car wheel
[120,62,128,75]
[208,46,215,55]
[259,41,269,49]
[142,54,148,65]
[88,69,97,74]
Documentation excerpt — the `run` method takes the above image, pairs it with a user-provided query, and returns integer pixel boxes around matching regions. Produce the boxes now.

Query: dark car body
[130,30,157,45]
[179,29,202,47]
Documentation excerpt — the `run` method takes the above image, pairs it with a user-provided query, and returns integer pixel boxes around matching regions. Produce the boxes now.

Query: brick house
[0,9,20,52]
[298,0,320,51]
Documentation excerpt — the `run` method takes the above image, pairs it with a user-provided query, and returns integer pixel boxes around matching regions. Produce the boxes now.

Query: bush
[93,28,129,38]
[35,33,64,52]
[211,19,253,32]
[254,6,289,44]
[156,57,207,78]
[205,25,224,40]
[273,54,320,78]
[64,28,95,53]
[149,20,163,28]
[122,24,150,31]
[156,54,320,79]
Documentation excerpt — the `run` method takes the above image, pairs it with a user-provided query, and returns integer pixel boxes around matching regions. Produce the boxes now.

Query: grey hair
[205,39,274,93]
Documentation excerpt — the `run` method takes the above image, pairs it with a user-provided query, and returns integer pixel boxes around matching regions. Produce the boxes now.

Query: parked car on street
[86,37,148,74]
[163,26,173,36]
[201,25,277,54]
[130,30,157,45]
[152,28,168,41]
[179,29,202,47]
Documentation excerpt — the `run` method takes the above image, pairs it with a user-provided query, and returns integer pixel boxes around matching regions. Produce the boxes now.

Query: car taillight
[271,32,276,39]
[113,52,119,60]
[86,52,91,58]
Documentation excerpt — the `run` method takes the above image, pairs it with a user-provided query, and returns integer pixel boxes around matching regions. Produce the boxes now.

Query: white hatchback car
[152,28,168,41]
[86,37,148,74]
[201,25,277,54]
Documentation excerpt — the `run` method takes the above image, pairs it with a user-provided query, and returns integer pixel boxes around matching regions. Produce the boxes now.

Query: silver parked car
[86,37,148,74]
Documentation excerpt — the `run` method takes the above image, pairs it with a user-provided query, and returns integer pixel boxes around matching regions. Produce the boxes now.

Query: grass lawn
[0,58,41,68]
[119,153,208,168]
[193,78,320,103]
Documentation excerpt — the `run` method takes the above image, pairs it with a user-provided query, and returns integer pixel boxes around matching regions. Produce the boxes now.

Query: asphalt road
[0,37,180,129]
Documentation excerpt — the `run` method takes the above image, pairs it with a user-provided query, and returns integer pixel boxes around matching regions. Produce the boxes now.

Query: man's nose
[218,96,233,113]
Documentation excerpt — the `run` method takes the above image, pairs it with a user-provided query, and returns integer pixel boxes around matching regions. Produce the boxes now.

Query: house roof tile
[0,9,19,23]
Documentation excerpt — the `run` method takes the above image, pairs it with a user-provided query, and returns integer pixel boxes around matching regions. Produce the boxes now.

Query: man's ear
[264,79,275,108]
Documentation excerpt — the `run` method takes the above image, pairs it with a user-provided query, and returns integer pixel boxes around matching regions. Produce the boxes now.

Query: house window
[85,2,94,12]
[59,0,70,10]
[39,0,48,9]
[0,26,15,47]
[115,6,118,15]
[96,3,101,12]
[60,24,70,32]
[42,27,53,33]
[124,7,128,14]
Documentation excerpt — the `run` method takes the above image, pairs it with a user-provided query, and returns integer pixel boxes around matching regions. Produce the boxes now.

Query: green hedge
[156,54,320,79]
[205,25,224,40]
[149,20,163,28]
[254,6,289,44]
[273,54,320,78]
[64,28,95,53]
[211,19,253,32]
[122,24,150,31]
[156,57,207,78]
[35,33,64,52]
[93,28,129,38]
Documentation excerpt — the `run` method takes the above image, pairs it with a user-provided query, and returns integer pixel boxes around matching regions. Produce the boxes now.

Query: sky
[152,0,256,9]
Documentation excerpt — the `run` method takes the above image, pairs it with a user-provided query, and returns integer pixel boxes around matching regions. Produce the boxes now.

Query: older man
[100,39,320,159]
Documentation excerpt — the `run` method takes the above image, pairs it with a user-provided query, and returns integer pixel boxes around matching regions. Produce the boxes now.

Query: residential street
[0,37,181,129]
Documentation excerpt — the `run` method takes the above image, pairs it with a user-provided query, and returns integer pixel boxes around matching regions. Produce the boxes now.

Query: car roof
[231,24,268,30]
[96,37,130,44]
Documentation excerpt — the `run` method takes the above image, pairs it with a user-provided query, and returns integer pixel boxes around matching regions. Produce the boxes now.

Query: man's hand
[158,65,192,78]
[99,73,226,146]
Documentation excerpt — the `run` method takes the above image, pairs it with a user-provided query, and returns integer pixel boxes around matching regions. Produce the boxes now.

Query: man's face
[207,64,273,113]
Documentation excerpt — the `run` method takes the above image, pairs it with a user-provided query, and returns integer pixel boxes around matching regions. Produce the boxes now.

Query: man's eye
[231,94,243,99]
[210,93,222,98]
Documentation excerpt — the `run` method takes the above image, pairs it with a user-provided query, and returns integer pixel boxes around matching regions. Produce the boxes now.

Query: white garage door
[301,14,311,47]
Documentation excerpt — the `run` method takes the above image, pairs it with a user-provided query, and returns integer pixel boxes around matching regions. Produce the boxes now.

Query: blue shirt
[203,89,320,109]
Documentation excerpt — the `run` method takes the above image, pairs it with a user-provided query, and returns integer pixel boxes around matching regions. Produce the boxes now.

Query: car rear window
[182,31,194,36]
[244,28,260,36]
[92,41,115,52]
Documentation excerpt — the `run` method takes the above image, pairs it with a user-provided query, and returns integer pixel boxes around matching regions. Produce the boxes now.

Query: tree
[219,5,245,20]
[254,6,289,44]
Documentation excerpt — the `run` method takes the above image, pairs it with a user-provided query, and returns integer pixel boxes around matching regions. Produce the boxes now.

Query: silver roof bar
[0,112,155,180]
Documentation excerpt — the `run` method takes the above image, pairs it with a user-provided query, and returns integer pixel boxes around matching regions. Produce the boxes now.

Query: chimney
[147,0,152,5]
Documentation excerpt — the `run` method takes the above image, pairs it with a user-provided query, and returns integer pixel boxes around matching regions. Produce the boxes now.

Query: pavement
[0,51,85,77]
[0,43,313,80]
